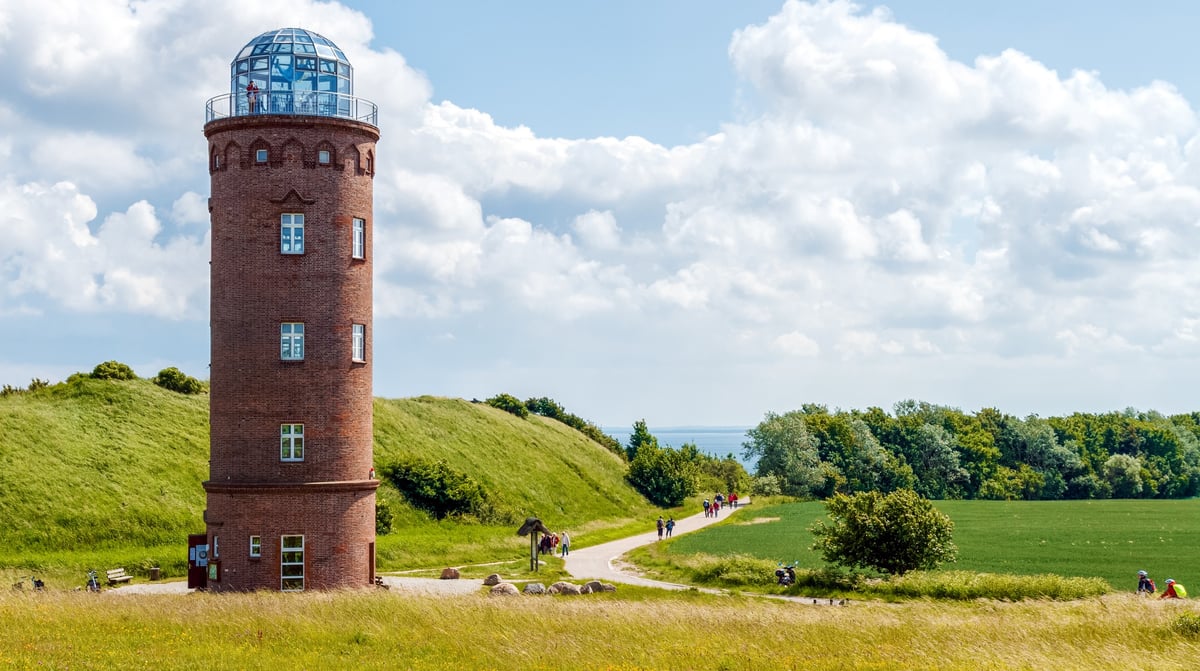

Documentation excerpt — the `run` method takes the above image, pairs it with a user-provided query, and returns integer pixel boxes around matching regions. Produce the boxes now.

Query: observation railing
[205,91,378,126]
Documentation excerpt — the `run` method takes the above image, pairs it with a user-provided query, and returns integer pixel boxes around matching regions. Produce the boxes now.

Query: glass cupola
[206,27,376,125]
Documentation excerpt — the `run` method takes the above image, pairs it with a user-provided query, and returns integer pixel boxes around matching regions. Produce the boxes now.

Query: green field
[662,499,1200,589]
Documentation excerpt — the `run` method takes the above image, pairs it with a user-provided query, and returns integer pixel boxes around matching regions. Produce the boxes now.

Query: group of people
[702,492,738,518]
[656,516,676,539]
[1138,570,1187,598]
[537,531,571,557]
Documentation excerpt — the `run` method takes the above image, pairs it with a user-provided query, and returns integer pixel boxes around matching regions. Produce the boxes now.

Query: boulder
[584,580,615,593]
[549,581,582,595]
[489,583,520,596]
[439,568,460,580]
[483,573,502,586]
[522,582,546,595]
[580,583,592,594]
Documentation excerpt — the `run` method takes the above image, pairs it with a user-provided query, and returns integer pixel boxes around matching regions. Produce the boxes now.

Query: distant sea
[603,425,753,467]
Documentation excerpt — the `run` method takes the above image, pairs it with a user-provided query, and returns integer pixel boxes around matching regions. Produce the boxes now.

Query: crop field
[665,499,1200,588]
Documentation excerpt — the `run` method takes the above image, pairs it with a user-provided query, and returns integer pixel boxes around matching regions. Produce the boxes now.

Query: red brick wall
[205,484,376,591]
[203,115,379,590]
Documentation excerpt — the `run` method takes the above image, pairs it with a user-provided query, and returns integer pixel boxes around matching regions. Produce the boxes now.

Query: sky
[4,0,1200,427]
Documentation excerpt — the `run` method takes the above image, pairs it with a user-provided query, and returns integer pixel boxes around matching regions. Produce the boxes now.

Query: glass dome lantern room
[233,28,352,98]
[206,28,376,124]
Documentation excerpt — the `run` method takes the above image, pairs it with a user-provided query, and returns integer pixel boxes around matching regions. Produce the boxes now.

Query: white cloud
[7,0,1200,420]
[773,330,819,357]
[572,210,622,250]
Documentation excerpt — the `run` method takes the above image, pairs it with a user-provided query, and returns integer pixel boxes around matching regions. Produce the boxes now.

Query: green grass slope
[0,378,209,555]
[0,379,653,572]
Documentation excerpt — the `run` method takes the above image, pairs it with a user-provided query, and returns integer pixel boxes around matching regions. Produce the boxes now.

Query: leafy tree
[626,419,659,462]
[1103,453,1144,498]
[91,360,137,380]
[742,411,825,497]
[153,367,205,394]
[909,423,968,499]
[626,444,698,507]
[810,489,957,575]
[485,393,529,419]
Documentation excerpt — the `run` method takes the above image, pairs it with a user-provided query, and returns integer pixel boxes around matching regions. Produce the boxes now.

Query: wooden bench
[106,568,133,586]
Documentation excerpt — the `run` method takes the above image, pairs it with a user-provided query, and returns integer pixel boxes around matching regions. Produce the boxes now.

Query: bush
[751,474,782,496]
[91,361,137,381]
[486,393,529,418]
[380,456,513,523]
[627,444,699,507]
[153,367,205,394]
[1172,613,1200,637]
[811,489,957,575]
[375,501,394,535]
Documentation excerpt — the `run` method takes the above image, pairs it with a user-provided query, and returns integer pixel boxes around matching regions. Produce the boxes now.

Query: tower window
[352,217,365,259]
[281,535,305,591]
[352,324,365,362]
[256,149,268,163]
[366,155,373,173]
[280,322,304,360]
[213,154,222,169]
[281,213,304,254]
[318,150,331,164]
[249,535,262,558]
[280,423,304,461]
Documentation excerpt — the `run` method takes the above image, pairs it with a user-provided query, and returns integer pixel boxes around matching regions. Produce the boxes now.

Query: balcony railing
[206,91,378,126]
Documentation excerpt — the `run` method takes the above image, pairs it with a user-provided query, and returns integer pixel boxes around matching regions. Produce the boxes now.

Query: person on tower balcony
[246,81,259,114]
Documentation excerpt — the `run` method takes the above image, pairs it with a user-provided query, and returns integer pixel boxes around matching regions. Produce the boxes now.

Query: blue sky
[4,1,1200,427]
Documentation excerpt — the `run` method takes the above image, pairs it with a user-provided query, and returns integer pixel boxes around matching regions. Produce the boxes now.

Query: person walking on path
[703,499,711,517]
[560,531,571,557]
[665,517,675,538]
[656,516,665,540]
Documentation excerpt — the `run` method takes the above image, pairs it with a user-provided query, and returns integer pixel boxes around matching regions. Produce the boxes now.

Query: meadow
[647,499,1200,590]
[4,587,1200,670]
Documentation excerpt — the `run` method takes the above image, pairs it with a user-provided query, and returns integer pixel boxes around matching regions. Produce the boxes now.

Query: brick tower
[202,28,379,591]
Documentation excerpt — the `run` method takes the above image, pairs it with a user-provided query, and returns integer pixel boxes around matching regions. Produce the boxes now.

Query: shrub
[380,456,513,523]
[153,367,205,394]
[1172,613,1200,637]
[375,501,394,535]
[751,474,782,496]
[811,489,957,575]
[91,361,137,381]
[486,393,529,418]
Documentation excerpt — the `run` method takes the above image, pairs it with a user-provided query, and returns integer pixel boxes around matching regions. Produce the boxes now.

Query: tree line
[744,401,1200,500]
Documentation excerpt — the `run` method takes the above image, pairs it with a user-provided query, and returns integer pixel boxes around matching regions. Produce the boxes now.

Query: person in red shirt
[1160,578,1187,599]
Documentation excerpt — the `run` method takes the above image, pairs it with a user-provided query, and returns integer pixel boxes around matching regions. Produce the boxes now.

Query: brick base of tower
[204,481,378,591]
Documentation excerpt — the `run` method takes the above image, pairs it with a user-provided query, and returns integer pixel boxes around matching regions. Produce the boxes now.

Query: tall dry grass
[2,588,1199,670]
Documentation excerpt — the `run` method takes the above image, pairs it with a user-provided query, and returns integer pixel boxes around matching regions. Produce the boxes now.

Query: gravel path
[101,500,755,597]
[563,500,750,589]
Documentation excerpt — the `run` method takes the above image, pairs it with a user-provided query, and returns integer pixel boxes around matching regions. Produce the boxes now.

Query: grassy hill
[0,377,656,574]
